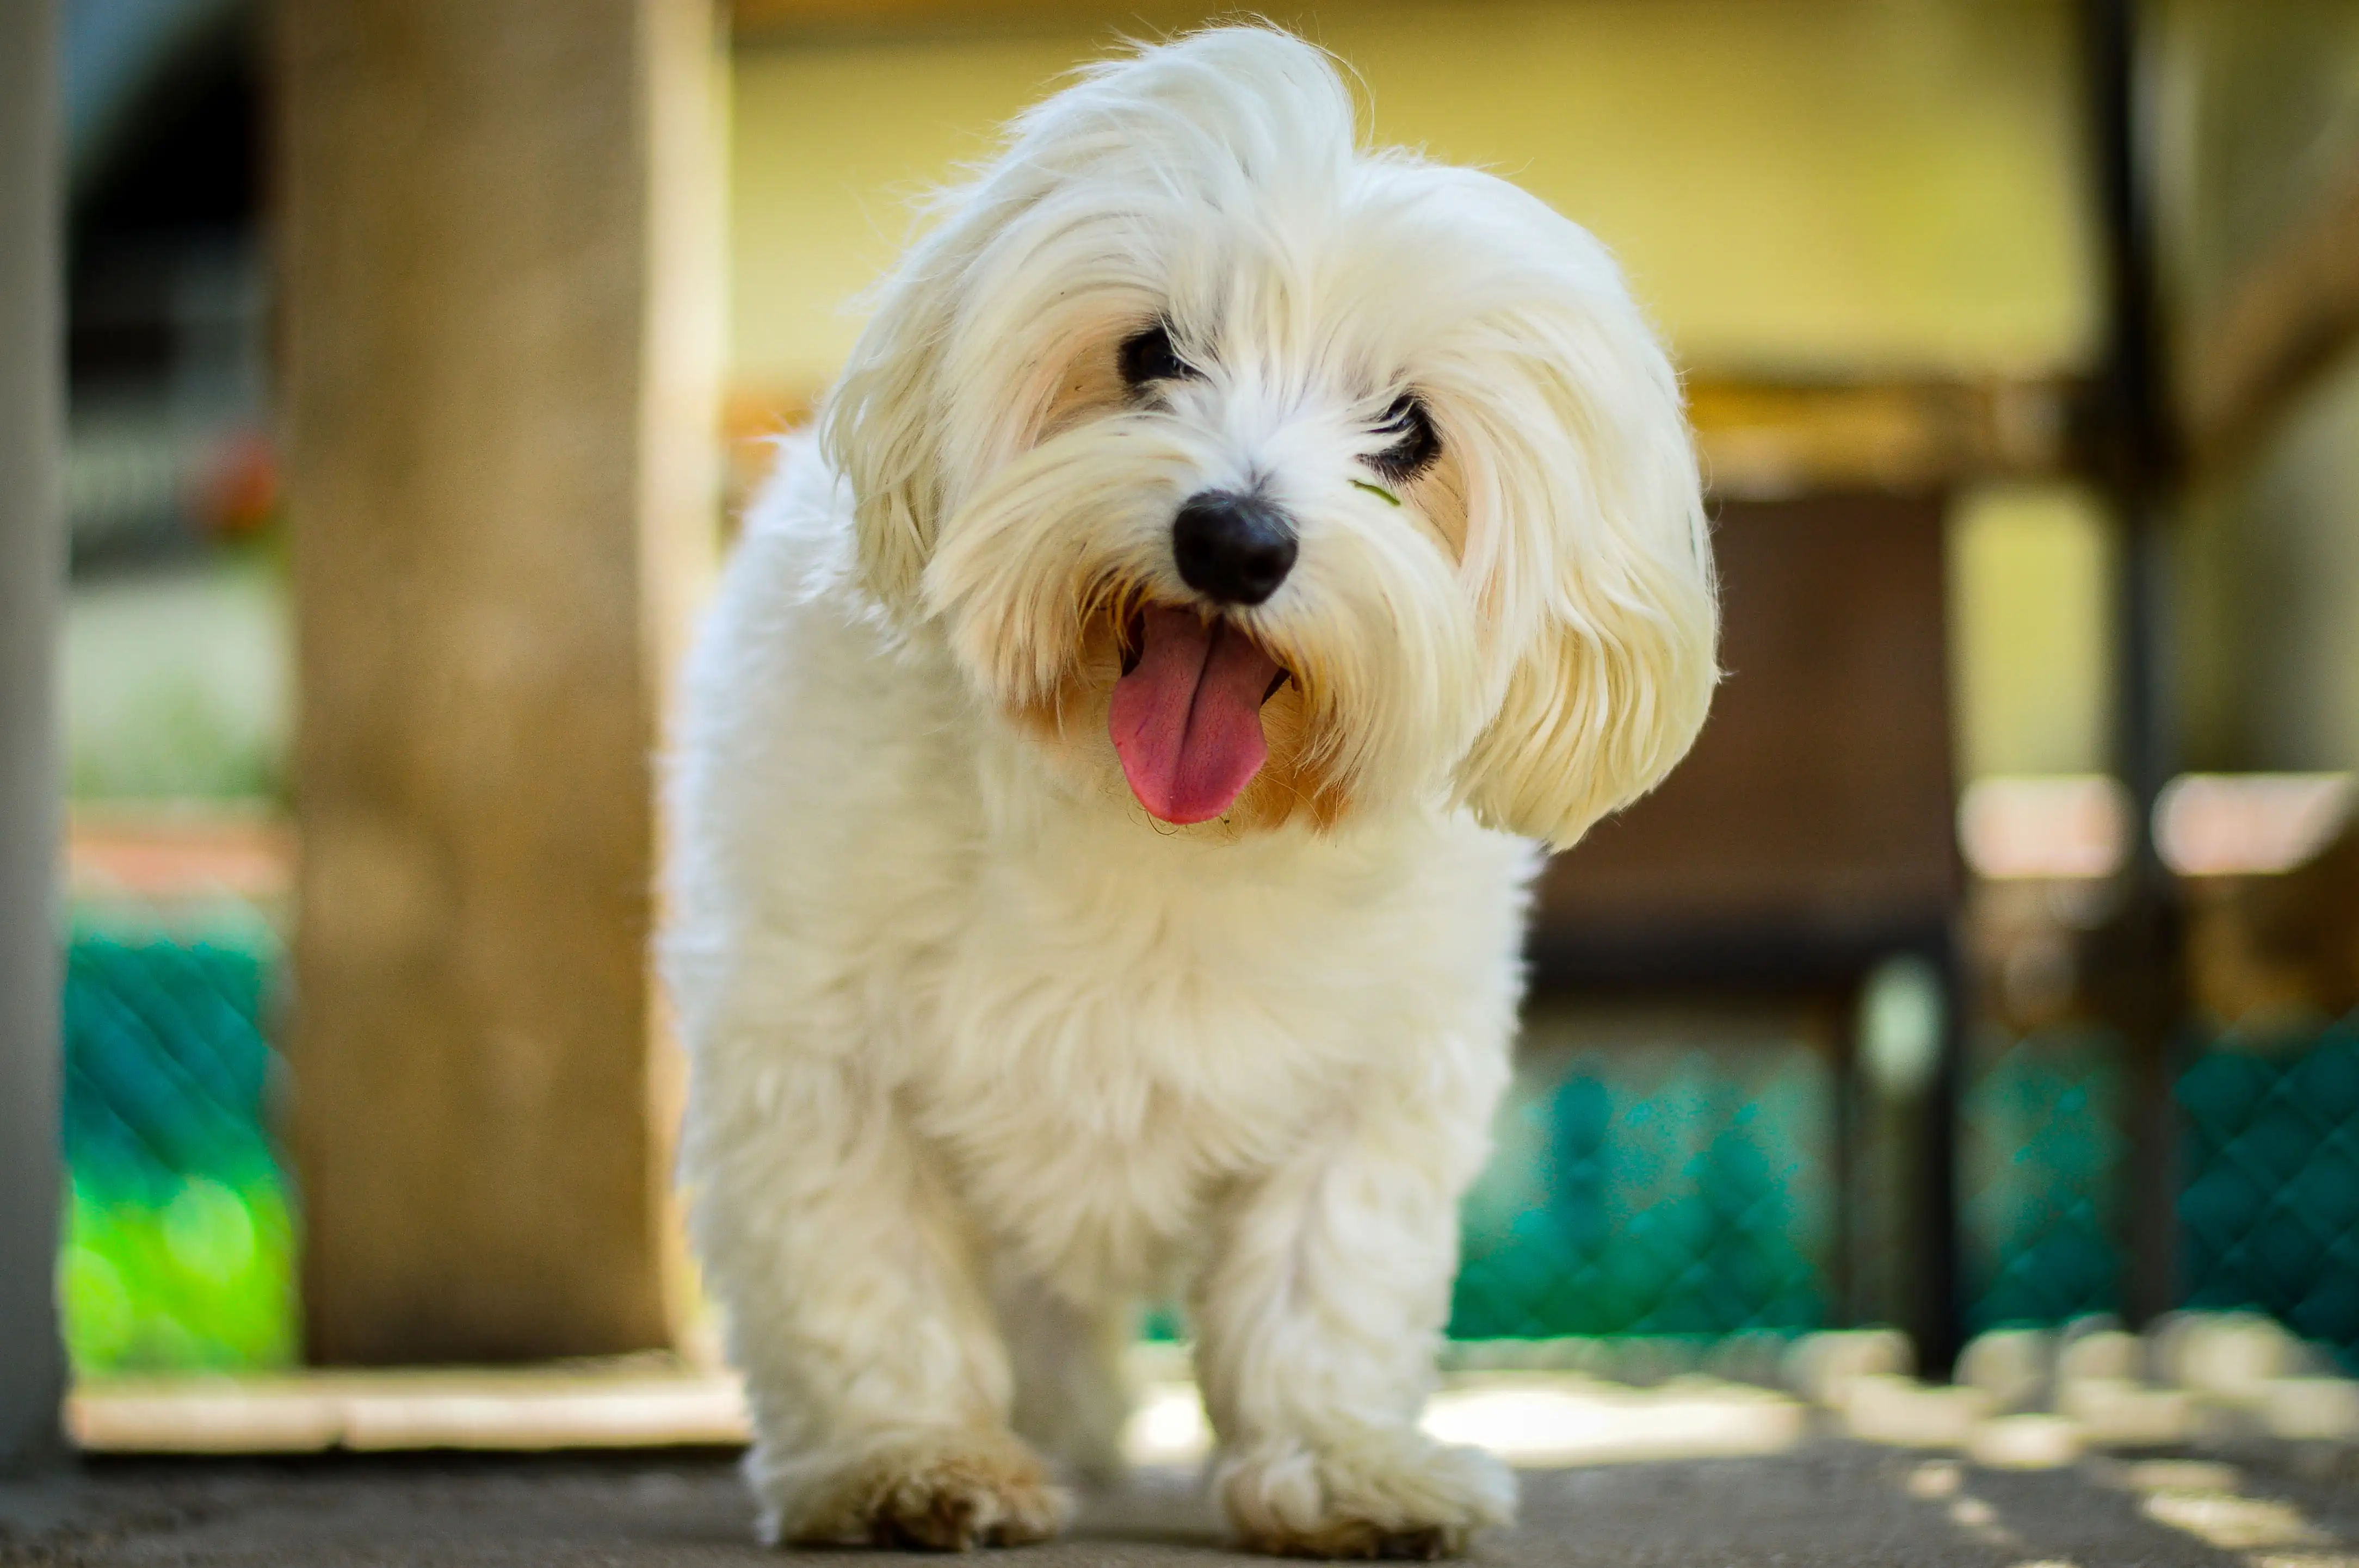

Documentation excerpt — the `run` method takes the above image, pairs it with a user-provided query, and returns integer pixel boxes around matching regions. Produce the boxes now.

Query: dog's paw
[757,1426,1074,1551]
[1218,1433,1515,1560]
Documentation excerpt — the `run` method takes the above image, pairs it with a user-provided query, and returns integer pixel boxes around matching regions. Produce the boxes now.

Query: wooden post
[279,0,722,1363]
[0,0,65,1467]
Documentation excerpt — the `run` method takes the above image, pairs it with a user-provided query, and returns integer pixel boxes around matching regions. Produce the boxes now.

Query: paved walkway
[6,1442,2357,1566]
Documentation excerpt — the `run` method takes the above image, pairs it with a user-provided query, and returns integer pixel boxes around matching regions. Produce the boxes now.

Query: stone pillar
[0,0,66,1467]
[279,0,722,1362]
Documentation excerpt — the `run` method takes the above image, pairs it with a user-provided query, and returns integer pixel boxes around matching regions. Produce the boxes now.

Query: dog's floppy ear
[820,238,965,614]
[1453,271,1720,851]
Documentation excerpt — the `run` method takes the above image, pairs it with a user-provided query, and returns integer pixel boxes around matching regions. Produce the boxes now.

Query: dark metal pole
[1923,936,1964,1375]
[2083,0,2183,1331]
[0,0,67,1472]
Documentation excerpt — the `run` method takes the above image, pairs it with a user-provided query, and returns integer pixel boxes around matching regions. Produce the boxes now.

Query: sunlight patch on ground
[1122,1376,1806,1468]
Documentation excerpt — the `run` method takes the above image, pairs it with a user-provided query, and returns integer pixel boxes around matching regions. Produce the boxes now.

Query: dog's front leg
[686,1051,1071,1550]
[1193,1054,1516,1559]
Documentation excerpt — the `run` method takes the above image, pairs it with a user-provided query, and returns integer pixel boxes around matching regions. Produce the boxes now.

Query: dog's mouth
[1108,604,1291,825]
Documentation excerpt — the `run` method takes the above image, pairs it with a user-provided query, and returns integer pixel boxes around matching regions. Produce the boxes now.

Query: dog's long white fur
[663,27,1716,1554]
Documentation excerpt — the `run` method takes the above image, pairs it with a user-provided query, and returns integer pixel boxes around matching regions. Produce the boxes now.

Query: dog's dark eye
[1119,323,1200,389]
[1368,394,1440,482]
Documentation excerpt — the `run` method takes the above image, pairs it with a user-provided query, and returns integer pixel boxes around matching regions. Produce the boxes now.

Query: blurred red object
[67,810,293,905]
[194,429,280,540]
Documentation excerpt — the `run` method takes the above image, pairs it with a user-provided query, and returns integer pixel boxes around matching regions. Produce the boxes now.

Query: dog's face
[823,28,1718,846]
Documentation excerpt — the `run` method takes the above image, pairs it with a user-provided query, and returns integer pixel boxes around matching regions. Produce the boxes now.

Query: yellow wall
[730,0,2098,399]
[2177,350,2359,775]
[1949,483,2116,779]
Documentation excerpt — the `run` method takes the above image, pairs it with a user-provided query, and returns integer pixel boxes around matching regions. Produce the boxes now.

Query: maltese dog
[663,24,1716,1558]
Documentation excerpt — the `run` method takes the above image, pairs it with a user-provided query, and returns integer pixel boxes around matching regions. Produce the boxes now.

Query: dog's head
[822,27,1717,846]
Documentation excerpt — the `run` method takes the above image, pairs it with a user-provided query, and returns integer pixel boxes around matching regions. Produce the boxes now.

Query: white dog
[663,26,1716,1557]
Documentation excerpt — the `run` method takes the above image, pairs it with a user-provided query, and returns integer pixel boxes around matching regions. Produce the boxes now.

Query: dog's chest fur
[906,795,1525,1298]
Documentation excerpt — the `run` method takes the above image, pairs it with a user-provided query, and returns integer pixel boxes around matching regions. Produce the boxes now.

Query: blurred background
[32,0,2359,1448]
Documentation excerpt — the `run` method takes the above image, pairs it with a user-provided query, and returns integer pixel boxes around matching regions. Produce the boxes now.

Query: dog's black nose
[1172,491,1296,606]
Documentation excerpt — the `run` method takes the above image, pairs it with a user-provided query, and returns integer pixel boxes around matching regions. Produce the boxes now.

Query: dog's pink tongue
[1109,606,1281,825]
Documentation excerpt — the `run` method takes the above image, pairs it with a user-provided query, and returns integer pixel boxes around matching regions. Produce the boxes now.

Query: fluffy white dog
[663,26,1716,1558]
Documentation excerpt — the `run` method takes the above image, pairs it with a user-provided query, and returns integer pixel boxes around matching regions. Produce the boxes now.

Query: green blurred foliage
[62,925,299,1377]
[63,1173,295,1373]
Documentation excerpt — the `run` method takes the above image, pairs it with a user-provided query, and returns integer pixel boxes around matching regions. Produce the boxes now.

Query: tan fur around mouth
[1014,594,1350,834]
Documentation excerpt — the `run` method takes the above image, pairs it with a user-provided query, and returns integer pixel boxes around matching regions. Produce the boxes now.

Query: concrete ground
[6,1441,2358,1567]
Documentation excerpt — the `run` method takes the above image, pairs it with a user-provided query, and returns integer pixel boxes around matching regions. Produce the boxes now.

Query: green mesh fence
[1450,1024,1833,1340]
[61,919,297,1373]
[61,967,1850,1359]
[1956,1013,2359,1369]
[59,914,2359,1374]
[1960,1023,2126,1331]
[2179,1018,2359,1369]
